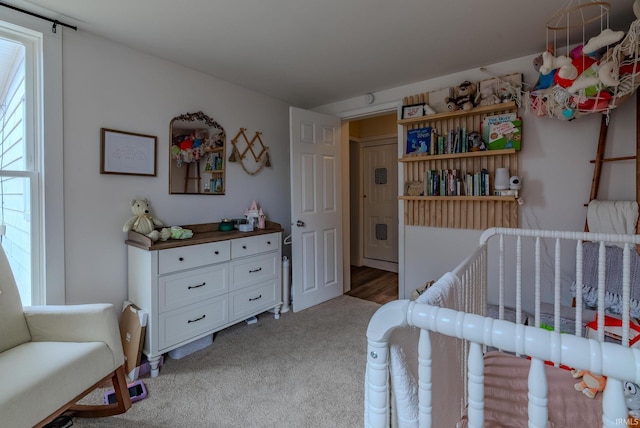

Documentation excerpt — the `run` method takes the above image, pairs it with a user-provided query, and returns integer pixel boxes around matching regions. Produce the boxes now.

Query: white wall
[316,55,637,304]
[62,30,292,307]
[60,29,637,310]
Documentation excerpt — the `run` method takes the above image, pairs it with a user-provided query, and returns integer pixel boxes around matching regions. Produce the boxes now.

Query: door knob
[296,220,305,227]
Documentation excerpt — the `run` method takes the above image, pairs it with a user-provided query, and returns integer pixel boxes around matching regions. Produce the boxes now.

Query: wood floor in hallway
[347,265,398,305]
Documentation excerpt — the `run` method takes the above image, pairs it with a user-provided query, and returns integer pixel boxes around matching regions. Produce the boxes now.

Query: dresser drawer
[230,252,278,290]
[159,264,229,312]
[158,295,228,350]
[229,280,278,321]
[158,241,230,274]
[231,236,257,259]
[256,233,280,253]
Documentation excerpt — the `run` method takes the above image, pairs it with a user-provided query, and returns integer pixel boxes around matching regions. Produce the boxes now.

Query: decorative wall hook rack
[229,128,271,175]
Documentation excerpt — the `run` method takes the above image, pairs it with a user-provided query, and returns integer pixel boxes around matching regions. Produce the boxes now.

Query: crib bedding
[574,241,640,318]
[486,303,595,335]
[457,351,602,428]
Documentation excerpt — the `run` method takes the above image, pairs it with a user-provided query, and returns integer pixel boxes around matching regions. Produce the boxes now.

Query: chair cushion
[0,341,117,427]
[0,246,30,353]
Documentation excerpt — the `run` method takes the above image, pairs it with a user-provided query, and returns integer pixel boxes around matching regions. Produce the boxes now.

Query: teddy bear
[445,80,479,111]
[571,369,607,399]
[477,86,501,106]
[123,198,170,242]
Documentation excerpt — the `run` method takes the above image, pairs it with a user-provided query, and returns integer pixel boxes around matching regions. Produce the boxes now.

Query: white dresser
[126,223,283,376]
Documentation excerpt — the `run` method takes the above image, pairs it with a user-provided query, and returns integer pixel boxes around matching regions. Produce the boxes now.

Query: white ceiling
[2,0,637,108]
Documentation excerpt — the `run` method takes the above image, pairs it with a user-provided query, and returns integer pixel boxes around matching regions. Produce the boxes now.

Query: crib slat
[602,378,627,428]
[575,240,583,337]
[554,238,561,336]
[527,358,548,428]
[535,237,541,328]
[623,244,631,347]
[516,236,522,326]
[499,235,505,321]
[467,342,484,428]
[418,329,433,428]
[598,242,606,343]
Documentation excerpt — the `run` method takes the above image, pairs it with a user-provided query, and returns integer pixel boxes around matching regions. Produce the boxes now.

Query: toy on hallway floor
[123,198,168,242]
[571,369,607,398]
[104,379,147,404]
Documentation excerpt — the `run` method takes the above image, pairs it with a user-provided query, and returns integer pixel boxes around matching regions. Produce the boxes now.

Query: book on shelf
[423,169,464,196]
[423,127,471,155]
[481,113,517,146]
[406,127,432,154]
[487,119,522,150]
[463,169,489,196]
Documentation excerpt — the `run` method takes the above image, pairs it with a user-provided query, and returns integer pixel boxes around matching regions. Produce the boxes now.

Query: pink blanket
[457,351,603,428]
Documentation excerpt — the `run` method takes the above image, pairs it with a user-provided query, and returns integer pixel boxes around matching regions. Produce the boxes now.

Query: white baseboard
[362,258,398,273]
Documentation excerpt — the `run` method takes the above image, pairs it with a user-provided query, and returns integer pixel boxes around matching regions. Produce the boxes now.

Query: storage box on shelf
[400,101,520,229]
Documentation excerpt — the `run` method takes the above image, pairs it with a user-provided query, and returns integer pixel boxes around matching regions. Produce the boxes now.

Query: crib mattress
[457,351,603,428]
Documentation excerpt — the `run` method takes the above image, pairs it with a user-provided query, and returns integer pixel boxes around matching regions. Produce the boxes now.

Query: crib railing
[366,227,640,428]
[368,301,640,427]
[366,243,488,428]
[482,228,640,346]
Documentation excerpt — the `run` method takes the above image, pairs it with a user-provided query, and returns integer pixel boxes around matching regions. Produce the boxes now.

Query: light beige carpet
[72,295,381,428]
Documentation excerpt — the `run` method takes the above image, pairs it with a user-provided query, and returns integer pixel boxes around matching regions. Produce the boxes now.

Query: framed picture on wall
[100,128,157,176]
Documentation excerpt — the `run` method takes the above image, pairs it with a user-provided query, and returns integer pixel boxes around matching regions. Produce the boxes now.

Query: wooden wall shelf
[398,101,517,126]
[401,148,516,163]
[400,101,520,230]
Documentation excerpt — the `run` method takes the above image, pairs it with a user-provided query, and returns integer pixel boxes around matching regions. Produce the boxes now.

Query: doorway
[362,141,398,269]
[347,113,399,303]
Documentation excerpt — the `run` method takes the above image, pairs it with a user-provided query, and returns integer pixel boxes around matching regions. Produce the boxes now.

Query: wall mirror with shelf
[169,111,226,195]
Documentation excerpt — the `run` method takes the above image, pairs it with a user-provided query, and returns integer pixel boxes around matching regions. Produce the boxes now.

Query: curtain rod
[0,2,77,33]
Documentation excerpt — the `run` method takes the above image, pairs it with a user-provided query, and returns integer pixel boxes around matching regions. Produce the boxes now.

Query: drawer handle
[178,257,184,262]
[188,282,206,290]
[242,245,247,249]
[188,314,206,323]
[249,267,263,273]
[249,295,262,302]
[214,250,219,255]
[267,241,271,245]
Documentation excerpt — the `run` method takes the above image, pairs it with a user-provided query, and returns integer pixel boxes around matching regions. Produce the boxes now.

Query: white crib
[365,227,640,428]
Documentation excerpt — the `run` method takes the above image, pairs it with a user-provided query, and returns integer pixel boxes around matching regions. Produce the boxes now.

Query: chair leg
[67,364,132,418]
[34,365,132,428]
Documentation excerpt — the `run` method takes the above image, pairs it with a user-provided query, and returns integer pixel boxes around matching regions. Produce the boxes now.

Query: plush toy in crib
[626,381,640,419]
[571,369,607,399]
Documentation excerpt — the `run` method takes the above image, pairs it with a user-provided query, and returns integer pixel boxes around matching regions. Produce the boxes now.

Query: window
[0,11,63,305]
[0,36,35,303]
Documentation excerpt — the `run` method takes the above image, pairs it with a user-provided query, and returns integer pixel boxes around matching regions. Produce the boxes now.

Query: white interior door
[363,142,398,266]
[290,107,343,312]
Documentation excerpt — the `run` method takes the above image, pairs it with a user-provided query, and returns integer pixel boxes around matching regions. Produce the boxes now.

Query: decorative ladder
[585,93,640,234]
